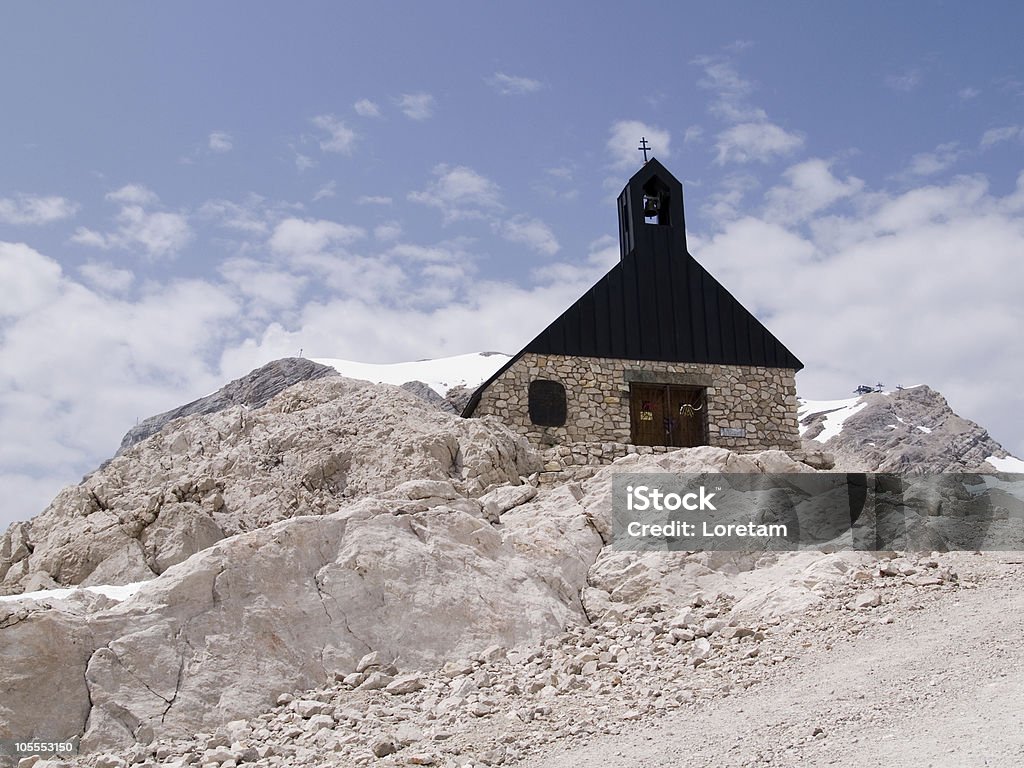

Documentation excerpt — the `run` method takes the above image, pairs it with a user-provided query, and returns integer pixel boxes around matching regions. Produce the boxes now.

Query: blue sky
[2,2,1023,526]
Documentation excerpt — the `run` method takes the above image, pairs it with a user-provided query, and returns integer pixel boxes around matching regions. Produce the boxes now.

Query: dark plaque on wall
[528,379,567,427]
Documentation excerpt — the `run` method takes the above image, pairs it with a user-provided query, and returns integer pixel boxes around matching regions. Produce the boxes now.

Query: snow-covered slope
[313,351,511,396]
[987,455,1024,472]
[798,397,869,443]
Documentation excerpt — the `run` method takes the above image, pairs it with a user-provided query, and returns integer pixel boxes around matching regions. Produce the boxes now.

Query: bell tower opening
[642,177,671,226]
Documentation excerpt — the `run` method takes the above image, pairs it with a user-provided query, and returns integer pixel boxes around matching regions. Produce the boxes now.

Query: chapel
[463,156,802,458]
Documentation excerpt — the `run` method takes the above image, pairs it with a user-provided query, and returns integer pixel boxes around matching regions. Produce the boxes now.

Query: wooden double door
[630,384,707,448]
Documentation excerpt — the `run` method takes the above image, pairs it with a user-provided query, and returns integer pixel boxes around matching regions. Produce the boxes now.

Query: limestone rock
[0,375,540,594]
[385,674,426,695]
[392,479,460,501]
[400,380,457,414]
[358,672,393,691]
[850,590,882,609]
[371,737,396,757]
[355,651,389,673]
[0,481,600,751]
[690,637,713,662]
[479,484,538,519]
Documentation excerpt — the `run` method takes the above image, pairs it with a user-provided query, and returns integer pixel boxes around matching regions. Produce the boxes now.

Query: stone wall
[473,353,800,453]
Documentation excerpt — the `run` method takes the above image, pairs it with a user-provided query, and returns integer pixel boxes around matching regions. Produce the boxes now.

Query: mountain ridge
[799,384,1023,474]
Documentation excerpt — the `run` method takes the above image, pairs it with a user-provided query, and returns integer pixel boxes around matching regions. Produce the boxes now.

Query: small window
[528,379,567,427]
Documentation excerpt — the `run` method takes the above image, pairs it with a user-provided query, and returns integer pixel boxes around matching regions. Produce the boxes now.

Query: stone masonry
[473,353,800,461]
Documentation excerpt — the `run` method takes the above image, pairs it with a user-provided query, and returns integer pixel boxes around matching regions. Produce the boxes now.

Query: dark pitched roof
[463,159,802,417]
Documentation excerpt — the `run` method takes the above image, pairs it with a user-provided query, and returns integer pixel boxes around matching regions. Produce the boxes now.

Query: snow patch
[986,455,1024,473]
[917,426,933,434]
[0,581,147,604]
[313,352,512,397]
[798,397,869,443]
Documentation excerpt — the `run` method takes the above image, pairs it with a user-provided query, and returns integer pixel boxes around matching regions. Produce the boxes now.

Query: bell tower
[616,156,687,262]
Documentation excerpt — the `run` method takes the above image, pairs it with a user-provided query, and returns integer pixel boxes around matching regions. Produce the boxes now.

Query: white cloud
[312,114,357,154]
[980,125,1023,148]
[219,257,307,310]
[0,242,63,317]
[763,159,864,224]
[78,261,134,294]
[72,185,191,259]
[693,55,803,166]
[313,182,337,201]
[715,122,804,165]
[353,99,381,118]
[69,228,108,248]
[535,166,578,201]
[684,125,704,144]
[198,197,272,235]
[389,243,462,264]
[268,217,365,259]
[870,176,989,234]
[357,195,393,205]
[606,120,671,170]
[287,251,410,305]
[106,184,158,206]
[487,72,543,95]
[72,210,191,259]
[901,142,961,177]
[694,55,765,123]
[396,92,435,120]
[0,243,239,527]
[958,86,980,100]
[374,222,402,241]
[208,131,233,153]
[702,172,761,225]
[0,194,79,226]
[294,152,316,171]
[216,275,595,380]
[885,68,923,92]
[497,215,560,256]
[530,235,617,285]
[409,164,502,223]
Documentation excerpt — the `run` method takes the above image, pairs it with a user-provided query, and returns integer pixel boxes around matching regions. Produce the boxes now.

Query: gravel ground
[41,552,1023,768]
[529,552,1024,768]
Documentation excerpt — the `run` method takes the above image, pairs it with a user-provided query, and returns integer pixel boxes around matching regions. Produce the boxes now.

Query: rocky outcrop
[113,358,339,456]
[0,376,539,594]
[0,446,850,754]
[800,385,1018,473]
[3,362,1020,762]
[0,469,600,751]
[442,384,474,415]
[399,381,457,413]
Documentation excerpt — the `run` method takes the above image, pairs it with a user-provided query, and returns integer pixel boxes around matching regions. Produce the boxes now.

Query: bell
[643,195,661,216]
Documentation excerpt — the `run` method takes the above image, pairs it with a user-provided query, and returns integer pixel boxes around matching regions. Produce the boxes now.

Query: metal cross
[638,136,651,163]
